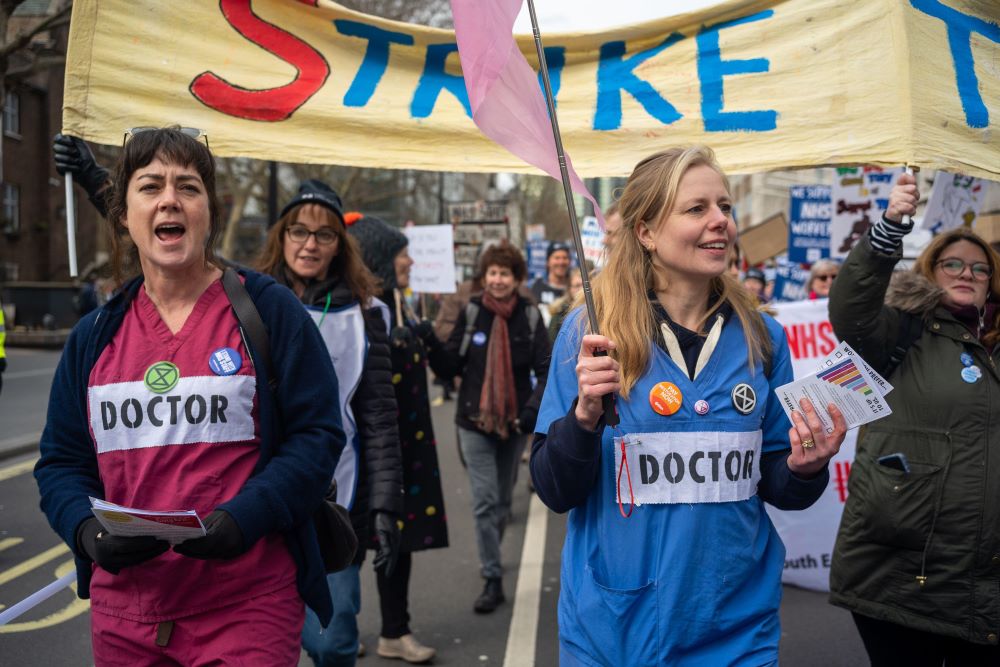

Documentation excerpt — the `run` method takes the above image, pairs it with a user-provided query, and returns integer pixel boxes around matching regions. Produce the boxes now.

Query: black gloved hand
[76,517,170,575]
[372,511,401,577]
[173,510,245,560]
[390,325,413,349]
[516,406,538,435]
[53,134,110,197]
[413,320,435,344]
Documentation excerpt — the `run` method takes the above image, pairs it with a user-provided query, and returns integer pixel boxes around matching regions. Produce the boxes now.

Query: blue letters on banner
[910,0,998,129]
[336,20,414,108]
[527,240,550,280]
[593,33,685,130]
[697,11,777,132]
[411,44,472,118]
[788,185,832,264]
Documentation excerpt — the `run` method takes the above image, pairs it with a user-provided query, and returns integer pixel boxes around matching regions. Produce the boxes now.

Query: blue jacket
[531,307,827,666]
[34,270,345,625]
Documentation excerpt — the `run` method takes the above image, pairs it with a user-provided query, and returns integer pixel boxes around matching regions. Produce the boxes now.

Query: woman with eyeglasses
[806,259,839,299]
[35,128,345,664]
[257,181,405,667]
[828,172,1000,666]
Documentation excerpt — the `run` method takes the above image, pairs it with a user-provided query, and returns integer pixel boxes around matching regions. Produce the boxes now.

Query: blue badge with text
[960,352,974,367]
[209,347,242,376]
[472,332,487,346]
[961,365,982,383]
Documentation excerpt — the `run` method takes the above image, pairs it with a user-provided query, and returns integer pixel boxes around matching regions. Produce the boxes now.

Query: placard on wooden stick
[740,212,789,265]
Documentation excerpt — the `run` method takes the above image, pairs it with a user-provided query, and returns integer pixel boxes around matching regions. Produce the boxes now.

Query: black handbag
[222,268,358,573]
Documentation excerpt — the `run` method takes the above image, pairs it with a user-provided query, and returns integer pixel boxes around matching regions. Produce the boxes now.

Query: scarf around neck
[477,292,519,439]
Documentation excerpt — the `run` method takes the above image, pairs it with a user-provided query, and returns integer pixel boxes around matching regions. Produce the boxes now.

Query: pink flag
[451,0,603,223]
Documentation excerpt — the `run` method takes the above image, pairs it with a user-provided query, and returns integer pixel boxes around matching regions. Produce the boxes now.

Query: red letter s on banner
[190,0,330,122]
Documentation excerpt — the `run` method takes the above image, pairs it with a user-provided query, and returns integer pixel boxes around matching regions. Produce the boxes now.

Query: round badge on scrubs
[472,332,488,346]
[961,365,982,383]
[731,383,757,415]
[649,381,683,416]
[960,352,974,367]
[694,400,710,415]
[209,347,242,376]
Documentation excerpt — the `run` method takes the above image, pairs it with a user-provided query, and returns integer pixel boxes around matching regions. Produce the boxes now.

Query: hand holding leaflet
[90,497,206,545]
[774,341,893,434]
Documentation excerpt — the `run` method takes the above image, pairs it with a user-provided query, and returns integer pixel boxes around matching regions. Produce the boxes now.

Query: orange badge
[649,381,683,416]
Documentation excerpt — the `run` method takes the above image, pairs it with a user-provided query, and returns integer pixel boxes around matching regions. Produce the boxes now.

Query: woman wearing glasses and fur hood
[828,173,1000,665]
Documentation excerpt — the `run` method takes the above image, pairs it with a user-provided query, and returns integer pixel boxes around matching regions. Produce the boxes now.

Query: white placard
[921,171,986,233]
[404,224,457,294]
[580,216,606,267]
[829,167,902,259]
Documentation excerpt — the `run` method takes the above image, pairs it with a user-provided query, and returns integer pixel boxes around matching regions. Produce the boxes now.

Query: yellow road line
[0,544,69,588]
[0,559,89,633]
[0,458,37,482]
[0,538,25,553]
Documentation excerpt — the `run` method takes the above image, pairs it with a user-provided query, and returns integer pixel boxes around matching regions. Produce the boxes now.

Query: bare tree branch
[0,2,71,60]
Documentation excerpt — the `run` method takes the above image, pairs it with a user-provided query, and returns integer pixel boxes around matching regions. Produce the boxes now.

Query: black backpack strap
[883,311,923,378]
[221,268,277,392]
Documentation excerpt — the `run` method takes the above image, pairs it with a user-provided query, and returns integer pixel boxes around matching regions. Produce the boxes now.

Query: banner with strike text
[768,298,857,592]
[63,0,999,179]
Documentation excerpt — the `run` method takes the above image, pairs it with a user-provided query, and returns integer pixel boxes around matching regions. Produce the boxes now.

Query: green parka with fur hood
[828,235,1000,646]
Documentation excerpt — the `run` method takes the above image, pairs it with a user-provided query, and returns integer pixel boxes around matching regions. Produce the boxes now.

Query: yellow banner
[63,0,999,178]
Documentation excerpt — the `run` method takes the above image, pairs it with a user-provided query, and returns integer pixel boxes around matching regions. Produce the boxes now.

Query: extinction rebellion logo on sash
[89,374,256,454]
[615,430,763,505]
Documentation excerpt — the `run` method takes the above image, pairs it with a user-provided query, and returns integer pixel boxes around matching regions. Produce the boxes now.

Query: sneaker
[473,577,505,614]
[377,634,436,663]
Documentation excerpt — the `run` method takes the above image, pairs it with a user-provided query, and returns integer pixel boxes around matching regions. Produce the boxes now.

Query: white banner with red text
[768,298,856,592]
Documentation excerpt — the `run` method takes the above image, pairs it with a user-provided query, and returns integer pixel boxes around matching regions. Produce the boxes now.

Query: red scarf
[477,292,519,438]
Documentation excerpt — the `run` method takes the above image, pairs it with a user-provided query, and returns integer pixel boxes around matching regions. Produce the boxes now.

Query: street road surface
[0,348,866,665]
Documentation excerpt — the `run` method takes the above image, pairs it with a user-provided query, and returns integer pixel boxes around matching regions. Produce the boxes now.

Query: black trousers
[377,551,412,639]
[853,613,1000,667]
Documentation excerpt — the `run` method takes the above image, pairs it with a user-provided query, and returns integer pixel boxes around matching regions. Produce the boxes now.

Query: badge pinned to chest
[209,347,242,376]
[961,365,982,384]
[649,381,683,416]
[472,332,488,346]
[731,383,756,415]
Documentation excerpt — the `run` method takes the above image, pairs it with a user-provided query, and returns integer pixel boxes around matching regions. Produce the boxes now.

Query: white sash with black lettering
[616,430,763,505]
[89,375,256,454]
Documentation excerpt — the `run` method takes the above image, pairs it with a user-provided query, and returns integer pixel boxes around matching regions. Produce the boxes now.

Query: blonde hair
[585,146,771,398]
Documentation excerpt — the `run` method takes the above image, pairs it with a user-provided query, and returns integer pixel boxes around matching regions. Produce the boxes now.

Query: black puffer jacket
[280,270,403,561]
[429,294,551,435]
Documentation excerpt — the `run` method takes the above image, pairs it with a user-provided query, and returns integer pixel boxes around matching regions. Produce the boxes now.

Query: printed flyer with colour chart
[774,341,892,434]
[90,497,206,544]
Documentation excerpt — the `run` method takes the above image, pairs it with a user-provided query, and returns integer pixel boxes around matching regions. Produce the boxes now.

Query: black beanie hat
[345,213,408,292]
[275,179,344,227]
[547,241,571,260]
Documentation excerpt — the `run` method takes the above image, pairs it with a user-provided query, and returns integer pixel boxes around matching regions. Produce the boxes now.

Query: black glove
[53,134,110,214]
[390,325,413,349]
[372,511,401,577]
[413,319,435,344]
[76,517,169,575]
[516,406,538,435]
[173,510,245,560]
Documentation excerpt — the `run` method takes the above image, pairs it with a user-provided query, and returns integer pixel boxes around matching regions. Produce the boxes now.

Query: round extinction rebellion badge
[144,361,180,394]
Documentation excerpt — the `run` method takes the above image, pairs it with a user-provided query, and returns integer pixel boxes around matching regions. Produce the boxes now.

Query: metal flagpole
[526,0,617,425]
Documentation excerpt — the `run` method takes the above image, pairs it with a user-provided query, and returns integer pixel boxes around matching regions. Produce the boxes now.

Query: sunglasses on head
[123,126,209,149]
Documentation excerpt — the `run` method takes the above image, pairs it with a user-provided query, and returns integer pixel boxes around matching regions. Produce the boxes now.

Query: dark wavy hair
[105,127,222,285]
[256,203,380,304]
[478,240,528,283]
